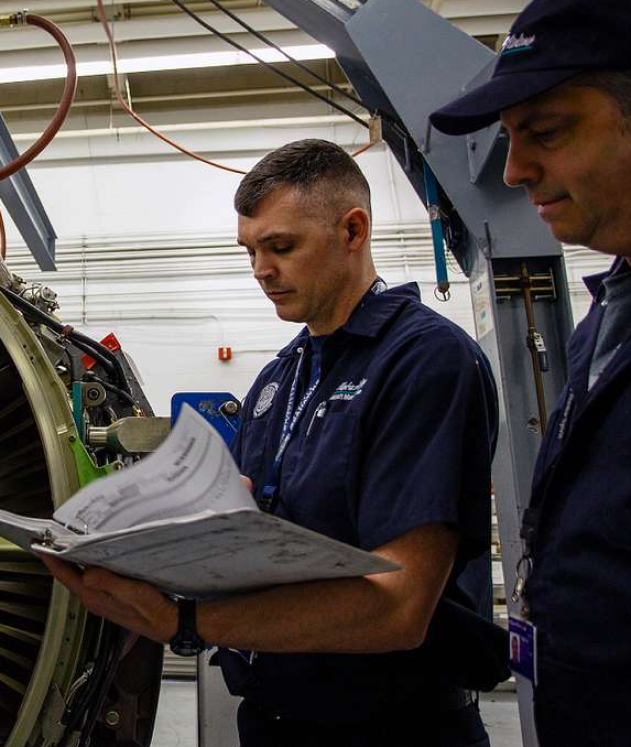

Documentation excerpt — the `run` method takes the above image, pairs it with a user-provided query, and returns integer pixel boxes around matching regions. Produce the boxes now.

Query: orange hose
[0,208,6,261]
[351,141,376,157]
[0,14,77,182]
[96,0,372,173]
[96,0,247,175]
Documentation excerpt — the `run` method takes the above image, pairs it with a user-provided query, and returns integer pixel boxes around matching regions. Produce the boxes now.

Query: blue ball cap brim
[430,68,580,136]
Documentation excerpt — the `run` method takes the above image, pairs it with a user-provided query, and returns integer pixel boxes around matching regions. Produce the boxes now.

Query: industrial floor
[153,679,524,747]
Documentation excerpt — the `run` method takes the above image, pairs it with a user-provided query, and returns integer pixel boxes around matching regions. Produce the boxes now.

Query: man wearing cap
[431,1,631,745]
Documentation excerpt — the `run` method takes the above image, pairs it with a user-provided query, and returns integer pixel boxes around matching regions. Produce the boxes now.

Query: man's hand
[39,554,178,644]
[39,475,255,642]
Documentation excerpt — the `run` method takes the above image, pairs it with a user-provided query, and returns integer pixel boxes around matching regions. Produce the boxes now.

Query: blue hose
[422,159,450,299]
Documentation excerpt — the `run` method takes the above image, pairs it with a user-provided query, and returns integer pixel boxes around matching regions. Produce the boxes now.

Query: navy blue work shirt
[219,282,498,720]
[526,259,631,684]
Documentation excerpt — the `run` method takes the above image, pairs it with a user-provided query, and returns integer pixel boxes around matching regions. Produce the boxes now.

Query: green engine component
[68,437,115,488]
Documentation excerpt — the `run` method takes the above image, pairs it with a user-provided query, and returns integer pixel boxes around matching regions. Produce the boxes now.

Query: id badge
[508,615,538,685]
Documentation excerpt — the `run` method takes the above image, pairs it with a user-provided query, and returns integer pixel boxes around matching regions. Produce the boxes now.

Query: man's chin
[547,220,587,247]
[548,225,576,244]
[548,221,624,257]
[274,307,303,324]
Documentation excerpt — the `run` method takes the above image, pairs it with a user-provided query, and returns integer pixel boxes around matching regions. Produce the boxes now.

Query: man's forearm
[199,573,412,654]
[186,520,458,654]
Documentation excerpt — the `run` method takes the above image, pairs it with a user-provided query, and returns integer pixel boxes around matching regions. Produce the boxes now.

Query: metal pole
[520,262,548,434]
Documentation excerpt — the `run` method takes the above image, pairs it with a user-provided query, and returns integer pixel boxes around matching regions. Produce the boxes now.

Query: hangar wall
[1,125,477,411]
[3,118,611,412]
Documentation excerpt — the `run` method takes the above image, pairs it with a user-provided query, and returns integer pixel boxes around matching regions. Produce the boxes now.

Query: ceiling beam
[0,6,296,52]
[1,1,260,13]
[0,81,352,113]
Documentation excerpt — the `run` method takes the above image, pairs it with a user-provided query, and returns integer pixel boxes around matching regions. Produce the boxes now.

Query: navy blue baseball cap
[430,0,631,136]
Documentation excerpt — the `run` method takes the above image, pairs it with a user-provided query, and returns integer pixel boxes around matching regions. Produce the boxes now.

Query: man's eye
[533,128,560,144]
[273,245,292,254]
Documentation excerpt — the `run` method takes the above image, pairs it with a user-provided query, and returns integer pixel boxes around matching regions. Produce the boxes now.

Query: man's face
[237,186,357,334]
[501,83,631,257]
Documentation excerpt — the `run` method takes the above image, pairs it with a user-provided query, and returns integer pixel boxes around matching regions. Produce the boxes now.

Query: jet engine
[0,259,163,747]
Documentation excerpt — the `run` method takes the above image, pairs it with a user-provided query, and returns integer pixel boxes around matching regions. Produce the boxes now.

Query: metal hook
[434,286,451,302]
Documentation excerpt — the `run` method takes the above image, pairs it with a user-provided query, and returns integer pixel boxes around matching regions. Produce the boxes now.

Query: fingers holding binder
[39,554,178,643]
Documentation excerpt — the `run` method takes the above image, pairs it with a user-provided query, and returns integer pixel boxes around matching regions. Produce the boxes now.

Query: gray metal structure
[227,1,575,745]
[0,114,57,270]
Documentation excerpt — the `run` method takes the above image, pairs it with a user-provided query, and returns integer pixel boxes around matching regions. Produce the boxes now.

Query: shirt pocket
[281,409,358,539]
[301,405,355,460]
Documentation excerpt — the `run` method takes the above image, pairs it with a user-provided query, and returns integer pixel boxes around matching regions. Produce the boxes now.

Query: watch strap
[170,598,204,657]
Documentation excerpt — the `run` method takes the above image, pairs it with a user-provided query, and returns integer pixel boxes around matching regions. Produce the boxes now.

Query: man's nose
[503,139,542,189]
[252,255,278,282]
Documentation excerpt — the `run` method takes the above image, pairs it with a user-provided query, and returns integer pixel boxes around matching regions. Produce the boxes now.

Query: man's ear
[341,207,370,253]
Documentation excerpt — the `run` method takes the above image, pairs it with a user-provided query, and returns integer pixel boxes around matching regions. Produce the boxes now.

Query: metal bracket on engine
[86,417,171,455]
[41,685,68,745]
[68,435,118,488]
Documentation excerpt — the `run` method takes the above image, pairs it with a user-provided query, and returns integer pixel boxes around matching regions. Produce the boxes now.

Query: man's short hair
[571,69,631,119]
[235,139,371,219]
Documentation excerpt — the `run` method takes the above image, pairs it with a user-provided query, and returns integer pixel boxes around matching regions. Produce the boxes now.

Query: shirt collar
[276,282,420,357]
[583,257,627,300]
[342,281,419,338]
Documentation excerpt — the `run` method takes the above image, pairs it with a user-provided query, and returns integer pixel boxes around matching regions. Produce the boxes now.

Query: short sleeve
[357,330,497,560]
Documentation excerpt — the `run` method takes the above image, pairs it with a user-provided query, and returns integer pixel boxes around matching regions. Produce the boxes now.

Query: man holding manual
[44,139,502,747]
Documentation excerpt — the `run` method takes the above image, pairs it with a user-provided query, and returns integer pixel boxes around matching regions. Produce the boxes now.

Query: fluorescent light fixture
[0,44,335,84]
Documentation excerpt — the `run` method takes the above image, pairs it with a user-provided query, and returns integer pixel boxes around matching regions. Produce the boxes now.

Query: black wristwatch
[169,598,204,657]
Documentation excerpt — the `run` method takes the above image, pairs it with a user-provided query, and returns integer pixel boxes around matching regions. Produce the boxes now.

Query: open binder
[0,405,398,598]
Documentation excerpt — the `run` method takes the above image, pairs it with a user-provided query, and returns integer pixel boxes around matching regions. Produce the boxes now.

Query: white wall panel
[7,133,422,238]
[2,107,611,417]
[4,221,473,415]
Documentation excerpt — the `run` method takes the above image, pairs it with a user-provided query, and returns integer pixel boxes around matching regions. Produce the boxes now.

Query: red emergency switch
[218,346,232,361]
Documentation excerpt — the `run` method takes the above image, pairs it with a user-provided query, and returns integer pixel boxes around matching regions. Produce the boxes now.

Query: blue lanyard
[261,341,322,512]
[276,345,322,461]
[259,278,386,513]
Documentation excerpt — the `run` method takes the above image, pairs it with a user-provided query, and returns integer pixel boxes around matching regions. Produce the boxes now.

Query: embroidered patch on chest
[253,382,279,418]
[329,378,367,402]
